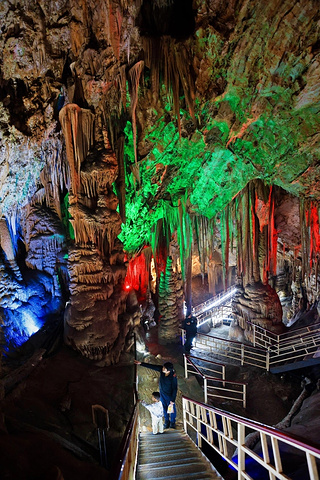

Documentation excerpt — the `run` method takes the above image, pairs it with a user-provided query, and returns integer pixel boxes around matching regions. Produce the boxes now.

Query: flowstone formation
[60,104,136,364]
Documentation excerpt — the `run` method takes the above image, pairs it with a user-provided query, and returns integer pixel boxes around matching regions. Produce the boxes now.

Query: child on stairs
[140,391,164,434]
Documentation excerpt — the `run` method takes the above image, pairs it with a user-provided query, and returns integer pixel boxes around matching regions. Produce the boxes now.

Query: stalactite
[115,135,126,222]
[125,246,153,303]
[5,207,18,243]
[220,206,230,290]
[158,255,183,344]
[142,36,195,137]
[250,182,260,283]
[176,197,192,280]
[269,191,278,278]
[0,219,16,261]
[59,104,94,197]
[106,0,123,60]
[300,198,309,280]
[194,215,215,283]
[143,37,160,104]
[27,141,69,234]
[308,202,320,272]
[129,60,144,178]
[119,64,127,112]
[233,196,242,281]
[243,185,252,285]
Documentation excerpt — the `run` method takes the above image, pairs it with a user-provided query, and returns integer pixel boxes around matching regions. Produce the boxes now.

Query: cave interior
[1,0,320,479]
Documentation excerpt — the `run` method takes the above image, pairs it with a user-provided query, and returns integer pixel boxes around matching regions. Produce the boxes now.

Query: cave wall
[0,0,319,355]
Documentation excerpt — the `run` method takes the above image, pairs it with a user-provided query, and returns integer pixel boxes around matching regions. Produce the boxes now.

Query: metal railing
[112,401,139,480]
[268,331,320,369]
[194,332,269,370]
[112,362,140,480]
[192,285,237,316]
[249,321,320,350]
[184,354,246,408]
[197,304,233,328]
[194,330,320,372]
[183,396,320,480]
[184,353,226,381]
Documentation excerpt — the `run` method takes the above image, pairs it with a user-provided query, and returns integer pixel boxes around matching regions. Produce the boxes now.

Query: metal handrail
[112,400,139,480]
[184,354,246,408]
[112,360,140,480]
[194,330,320,371]
[194,332,269,369]
[205,375,247,408]
[183,354,226,380]
[268,333,320,367]
[249,321,320,348]
[197,304,233,326]
[192,285,237,316]
[183,396,320,480]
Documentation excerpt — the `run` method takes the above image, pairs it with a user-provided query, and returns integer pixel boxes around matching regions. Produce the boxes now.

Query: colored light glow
[23,311,40,336]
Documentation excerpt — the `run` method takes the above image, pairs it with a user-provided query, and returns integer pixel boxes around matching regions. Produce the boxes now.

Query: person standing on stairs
[134,360,178,429]
[140,391,164,434]
[182,312,198,354]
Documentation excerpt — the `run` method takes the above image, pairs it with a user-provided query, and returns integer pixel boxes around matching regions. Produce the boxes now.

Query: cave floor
[1,321,319,480]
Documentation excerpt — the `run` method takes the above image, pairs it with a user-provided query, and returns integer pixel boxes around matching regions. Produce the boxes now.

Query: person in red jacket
[135,360,178,429]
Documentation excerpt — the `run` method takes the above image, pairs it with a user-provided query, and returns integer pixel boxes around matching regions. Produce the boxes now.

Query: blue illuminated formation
[2,307,43,350]
[22,311,41,336]
[1,269,64,352]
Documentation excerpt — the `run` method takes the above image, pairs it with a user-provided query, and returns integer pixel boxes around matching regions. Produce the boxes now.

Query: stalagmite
[59,104,138,364]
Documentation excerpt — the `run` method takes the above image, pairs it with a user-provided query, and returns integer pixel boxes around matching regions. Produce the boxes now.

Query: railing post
[253,324,256,347]
[183,398,187,433]
[241,344,245,366]
[266,348,270,371]
[204,377,207,404]
[184,354,188,379]
[197,405,202,448]
[243,384,246,409]
[238,423,245,480]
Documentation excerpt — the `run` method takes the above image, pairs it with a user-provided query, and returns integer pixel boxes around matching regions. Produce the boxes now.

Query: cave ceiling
[0,0,320,255]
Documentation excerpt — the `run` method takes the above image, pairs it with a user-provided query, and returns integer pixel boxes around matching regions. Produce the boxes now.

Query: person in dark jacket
[134,360,178,429]
[182,313,198,353]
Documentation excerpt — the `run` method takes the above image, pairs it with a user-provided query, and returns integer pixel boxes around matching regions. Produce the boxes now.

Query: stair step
[137,471,218,480]
[140,430,184,439]
[138,430,221,479]
[139,441,193,452]
[137,461,213,479]
[139,450,200,464]
[139,456,204,469]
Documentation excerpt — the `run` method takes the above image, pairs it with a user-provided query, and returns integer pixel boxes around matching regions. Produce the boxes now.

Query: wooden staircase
[137,429,223,480]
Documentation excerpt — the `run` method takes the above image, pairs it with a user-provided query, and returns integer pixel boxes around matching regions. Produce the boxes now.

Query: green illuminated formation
[117,2,320,296]
[120,89,319,252]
